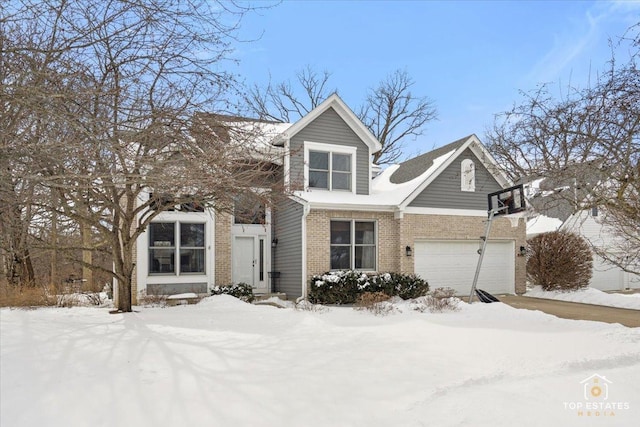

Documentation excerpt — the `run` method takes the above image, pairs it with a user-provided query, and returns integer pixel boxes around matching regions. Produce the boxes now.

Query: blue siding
[289,108,370,195]
[273,198,304,298]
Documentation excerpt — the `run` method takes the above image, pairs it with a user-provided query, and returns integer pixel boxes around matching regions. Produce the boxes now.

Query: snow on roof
[294,149,457,208]
[225,120,292,150]
[526,214,563,237]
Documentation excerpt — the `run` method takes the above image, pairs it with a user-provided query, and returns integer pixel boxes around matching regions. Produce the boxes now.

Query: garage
[414,240,515,296]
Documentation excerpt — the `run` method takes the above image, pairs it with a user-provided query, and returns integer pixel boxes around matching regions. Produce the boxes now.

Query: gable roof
[272,93,382,154]
[394,134,511,209]
[390,136,470,184]
[294,134,512,215]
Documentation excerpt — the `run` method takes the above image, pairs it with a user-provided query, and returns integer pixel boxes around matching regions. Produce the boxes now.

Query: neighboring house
[525,179,640,291]
[134,94,526,301]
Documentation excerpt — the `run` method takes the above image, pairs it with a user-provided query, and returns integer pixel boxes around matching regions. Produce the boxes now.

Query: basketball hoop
[469,184,527,302]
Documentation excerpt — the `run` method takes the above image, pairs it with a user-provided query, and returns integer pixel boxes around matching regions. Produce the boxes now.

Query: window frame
[149,221,206,276]
[329,219,377,271]
[304,141,357,193]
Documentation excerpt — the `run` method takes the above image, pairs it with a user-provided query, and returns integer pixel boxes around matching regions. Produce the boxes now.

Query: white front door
[232,236,268,293]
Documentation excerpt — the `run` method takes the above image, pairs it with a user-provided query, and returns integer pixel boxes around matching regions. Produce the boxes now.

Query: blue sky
[231,0,639,158]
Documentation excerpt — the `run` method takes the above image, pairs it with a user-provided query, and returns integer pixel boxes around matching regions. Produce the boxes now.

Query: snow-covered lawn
[526,286,640,310]
[2,296,639,427]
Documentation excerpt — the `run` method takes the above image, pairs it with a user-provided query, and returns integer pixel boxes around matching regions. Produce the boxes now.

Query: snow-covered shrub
[309,271,429,304]
[211,283,255,303]
[57,292,107,307]
[388,272,430,299]
[527,231,593,291]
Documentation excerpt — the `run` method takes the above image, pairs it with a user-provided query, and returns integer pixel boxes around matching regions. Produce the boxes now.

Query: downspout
[300,200,311,299]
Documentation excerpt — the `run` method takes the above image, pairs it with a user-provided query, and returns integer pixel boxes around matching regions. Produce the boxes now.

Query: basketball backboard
[487,184,526,216]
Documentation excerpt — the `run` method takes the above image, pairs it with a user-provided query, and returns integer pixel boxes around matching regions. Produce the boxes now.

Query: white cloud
[525,1,636,87]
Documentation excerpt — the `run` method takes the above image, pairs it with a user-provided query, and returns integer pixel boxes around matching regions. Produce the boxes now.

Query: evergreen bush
[211,283,255,302]
[309,271,429,304]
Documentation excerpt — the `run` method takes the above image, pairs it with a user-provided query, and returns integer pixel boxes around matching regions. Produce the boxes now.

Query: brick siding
[305,210,526,295]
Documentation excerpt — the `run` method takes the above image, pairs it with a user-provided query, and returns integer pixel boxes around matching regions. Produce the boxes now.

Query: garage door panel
[415,240,515,295]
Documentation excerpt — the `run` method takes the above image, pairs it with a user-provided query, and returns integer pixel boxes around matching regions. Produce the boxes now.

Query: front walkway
[498,295,640,328]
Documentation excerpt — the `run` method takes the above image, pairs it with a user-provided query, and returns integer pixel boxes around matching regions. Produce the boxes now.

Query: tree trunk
[50,204,59,289]
[81,222,93,289]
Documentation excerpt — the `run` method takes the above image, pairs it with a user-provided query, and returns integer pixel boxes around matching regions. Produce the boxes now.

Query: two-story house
[134,94,526,302]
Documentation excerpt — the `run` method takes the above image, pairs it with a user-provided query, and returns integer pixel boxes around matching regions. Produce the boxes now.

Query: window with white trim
[149,222,205,275]
[330,220,376,270]
[305,142,356,192]
[461,159,475,192]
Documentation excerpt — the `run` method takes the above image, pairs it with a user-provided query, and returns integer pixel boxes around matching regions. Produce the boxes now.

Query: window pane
[330,221,351,244]
[332,153,351,172]
[355,222,375,244]
[309,151,329,170]
[234,194,266,224]
[355,246,375,270]
[331,246,351,270]
[332,171,351,190]
[180,249,205,273]
[150,248,175,273]
[259,239,265,281]
[180,223,205,247]
[149,223,175,247]
[309,171,328,189]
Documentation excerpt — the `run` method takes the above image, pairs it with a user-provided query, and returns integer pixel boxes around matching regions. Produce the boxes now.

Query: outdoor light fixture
[271,238,278,249]
[519,246,527,256]
[405,245,412,257]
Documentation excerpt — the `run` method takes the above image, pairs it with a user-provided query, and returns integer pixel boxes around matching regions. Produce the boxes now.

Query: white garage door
[414,240,515,296]
[590,256,625,291]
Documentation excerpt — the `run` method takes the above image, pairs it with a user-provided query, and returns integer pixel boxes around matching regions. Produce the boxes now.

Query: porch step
[166,292,200,306]
[254,293,288,302]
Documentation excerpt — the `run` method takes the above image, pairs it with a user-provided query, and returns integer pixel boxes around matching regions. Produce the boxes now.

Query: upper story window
[461,159,475,192]
[234,193,266,224]
[149,193,205,212]
[305,142,356,193]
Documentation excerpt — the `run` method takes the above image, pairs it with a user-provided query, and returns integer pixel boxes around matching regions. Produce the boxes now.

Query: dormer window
[461,159,475,192]
[304,142,356,192]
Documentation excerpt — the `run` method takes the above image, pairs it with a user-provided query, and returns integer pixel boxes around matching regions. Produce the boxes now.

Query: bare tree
[246,66,335,123]
[1,0,279,311]
[486,25,639,275]
[359,70,437,165]
[246,67,437,165]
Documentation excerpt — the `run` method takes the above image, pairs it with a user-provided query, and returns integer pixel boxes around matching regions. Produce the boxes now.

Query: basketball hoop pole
[468,207,506,303]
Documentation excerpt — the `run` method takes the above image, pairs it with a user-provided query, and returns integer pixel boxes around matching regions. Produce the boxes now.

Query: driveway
[498,295,640,328]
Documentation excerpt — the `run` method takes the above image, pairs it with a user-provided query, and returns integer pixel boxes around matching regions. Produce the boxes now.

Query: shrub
[527,231,593,291]
[424,287,460,312]
[354,291,397,316]
[137,291,168,307]
[388,272,430,299]
[211,283,255,303]
[0,284,56,308]
[309,271,429,304]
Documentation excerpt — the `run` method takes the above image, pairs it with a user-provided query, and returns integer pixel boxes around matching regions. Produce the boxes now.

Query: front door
[232,236,268,293]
